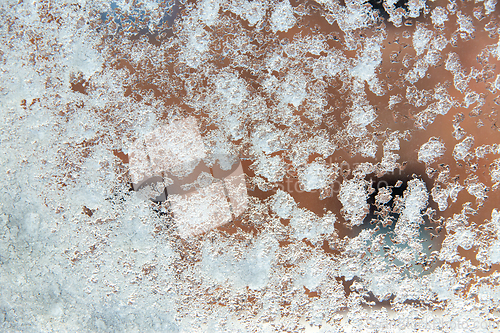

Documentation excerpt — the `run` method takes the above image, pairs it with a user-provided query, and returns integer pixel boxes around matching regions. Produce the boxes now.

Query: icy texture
[169,182,232,238]
[130,116,207,181]
[338,178,370,227]
[1,0,500,331]
[418,137,446,164]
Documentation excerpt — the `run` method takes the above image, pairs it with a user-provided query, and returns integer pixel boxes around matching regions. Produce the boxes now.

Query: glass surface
[1,0,499,331]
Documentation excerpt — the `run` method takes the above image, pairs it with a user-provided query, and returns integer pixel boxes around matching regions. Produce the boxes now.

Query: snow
[270,0,296,33]
[418,137,446,164]
[393,178,429,250]
[269,189,297,219]
[490,158,500,189]
[252,154,287,183]
[453,136,475,161]
[431,6,449,27]
[169,182,232,238]
[338,178,371,227]
[1,0,500,330]
[413,24,433,56]
[130,116,207,180]
[298,161,335,192]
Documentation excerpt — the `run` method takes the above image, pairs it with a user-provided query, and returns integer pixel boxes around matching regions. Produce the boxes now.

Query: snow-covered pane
[2,0,500,331]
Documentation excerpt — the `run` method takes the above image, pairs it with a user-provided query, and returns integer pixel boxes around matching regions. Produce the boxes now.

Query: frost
[453,137,476,164]
[418,137,446,164]
[270,0,296,33]
[413,24,433,56]
[431,6,449,27]
[298,161,336,192]
[393,178,428,250]
[2,0,500,330]
[338,178,370,227]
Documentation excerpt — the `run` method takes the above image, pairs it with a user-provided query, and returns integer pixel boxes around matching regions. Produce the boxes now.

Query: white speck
[298,161,336,192]
[252,154,286,183]
[431,7,448,27]
[418,137,446,164]
[413,24,433,56]
[270,0,296,33]
[338,178,371,227]
[453,136,475,161]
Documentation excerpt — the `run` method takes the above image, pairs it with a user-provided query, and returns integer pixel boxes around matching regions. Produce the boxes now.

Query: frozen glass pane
[1,0,499,331]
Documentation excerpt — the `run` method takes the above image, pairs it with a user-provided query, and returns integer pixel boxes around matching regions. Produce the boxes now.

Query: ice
[270,0,296,33]
[418,137,446,164]
[298,161,336,192]
[431,6,449,27]
[338,178,370,227]
[453,135,475,161]
[2,0,500,330]
[393,178,428,250]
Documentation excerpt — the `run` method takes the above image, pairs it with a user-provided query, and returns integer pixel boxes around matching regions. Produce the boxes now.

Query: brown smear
[113,149,129,164]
